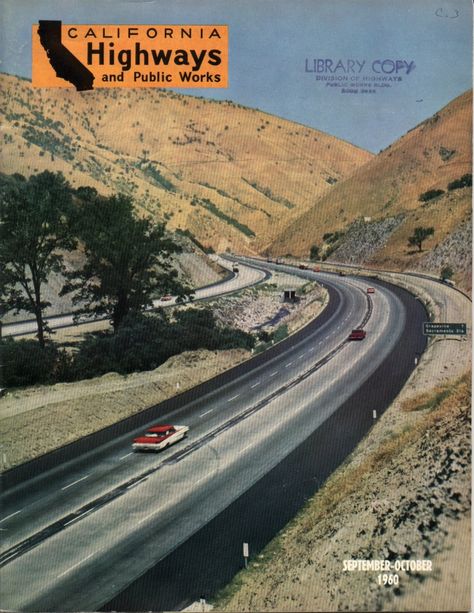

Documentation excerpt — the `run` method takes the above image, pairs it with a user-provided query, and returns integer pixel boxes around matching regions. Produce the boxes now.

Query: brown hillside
[0,73,372,254]
[270,90,472,281]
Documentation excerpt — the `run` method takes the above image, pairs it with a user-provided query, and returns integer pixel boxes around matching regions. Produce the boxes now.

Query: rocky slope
[269,91,472,287]
[214,374,471,612]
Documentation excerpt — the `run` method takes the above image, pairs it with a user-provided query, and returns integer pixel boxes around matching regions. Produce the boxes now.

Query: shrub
[71,309,255,380]
[0,339,59,387]
[440,265,454,281]
[273,324,288,343]
[407,226,435,252]
[72,312,170,378]
[322,231,344,244]
[439,146,456,161]
[257,329,273,343]
[418,189,445,202]
[447,174,472,191]
[310,244,320,261]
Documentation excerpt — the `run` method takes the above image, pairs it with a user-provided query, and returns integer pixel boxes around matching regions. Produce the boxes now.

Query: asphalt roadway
[1,255,266,338]
[0,266,427,611]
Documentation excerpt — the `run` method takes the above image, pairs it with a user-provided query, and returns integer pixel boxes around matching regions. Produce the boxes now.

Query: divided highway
[0,264,427,611]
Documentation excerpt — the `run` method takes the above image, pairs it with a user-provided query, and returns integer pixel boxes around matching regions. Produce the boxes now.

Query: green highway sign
[423,322,467,336]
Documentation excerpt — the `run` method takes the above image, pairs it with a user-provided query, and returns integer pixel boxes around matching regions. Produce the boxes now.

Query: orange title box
[32,23,228,89]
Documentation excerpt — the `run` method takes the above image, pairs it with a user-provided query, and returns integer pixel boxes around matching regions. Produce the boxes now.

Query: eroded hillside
[0,73,372,254]
[270,91,472,287]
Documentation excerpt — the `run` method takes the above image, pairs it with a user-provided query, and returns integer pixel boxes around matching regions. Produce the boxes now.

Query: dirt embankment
[214,373,471,612]
[0,349,248,470]
[0,276,327,471]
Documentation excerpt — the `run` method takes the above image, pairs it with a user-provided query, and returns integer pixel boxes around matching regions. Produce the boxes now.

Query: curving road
[1,256,267,338]
[0,265,427,611]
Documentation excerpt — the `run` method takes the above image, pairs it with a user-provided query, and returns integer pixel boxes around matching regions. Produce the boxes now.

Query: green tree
[309,244,320,261]
[440,265,454,281]
[407,226,434,252]
[0,172,75,347]
[62,193,191,330]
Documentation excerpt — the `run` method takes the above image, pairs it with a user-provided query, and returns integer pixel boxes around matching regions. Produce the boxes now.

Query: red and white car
[367,287,375,294]
[132,424,189,451]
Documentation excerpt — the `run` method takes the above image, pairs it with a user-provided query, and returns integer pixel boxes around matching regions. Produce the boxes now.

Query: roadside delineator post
[372,410,377,420]
[243,542,249,568]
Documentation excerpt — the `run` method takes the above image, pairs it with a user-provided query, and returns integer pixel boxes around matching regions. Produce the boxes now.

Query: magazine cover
[0,1,471,611]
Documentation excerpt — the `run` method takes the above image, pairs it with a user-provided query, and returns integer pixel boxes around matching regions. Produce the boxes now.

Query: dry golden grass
[400,381,453,413]
[0,73,371,255]
[270,90,472,265]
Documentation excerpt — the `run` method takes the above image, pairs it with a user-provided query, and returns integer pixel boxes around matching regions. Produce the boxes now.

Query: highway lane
[1,256,266,338]
[0,273,353,545]
[0,272,418,612]
[107,278,427,612]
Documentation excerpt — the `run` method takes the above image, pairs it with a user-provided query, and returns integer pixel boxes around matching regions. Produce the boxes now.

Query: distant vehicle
[338,271,345,276]
[313,266,320,272]
[132,424,189,451]
[367,287,375,294]
[232,265,239,273]
[161,294,173,301]
[348,329,366,341]
[298,263,309,270]
[441,278,456,287]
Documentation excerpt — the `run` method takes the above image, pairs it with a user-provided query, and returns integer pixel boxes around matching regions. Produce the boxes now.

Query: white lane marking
[64,507,95,527]
[285,361,293,367]
[1,552,19,564]
[250,381,261,388]
[270,371,278,377]
[297,353,306,360]
[120,452,133,460]
[318,341,323,345]
[0,509,23,524]
[57,552,94,578]
[137,510,157,525]
[61,474,90,491]
[227,394,240,402]
[241,443,253,453]
[200,408,214,417]
[308,347,315,352]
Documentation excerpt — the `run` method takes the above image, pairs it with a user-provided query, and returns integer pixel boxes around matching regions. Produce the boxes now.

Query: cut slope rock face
[328,215,405,264]
[270,90,472,283]
[0,72,372,254]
